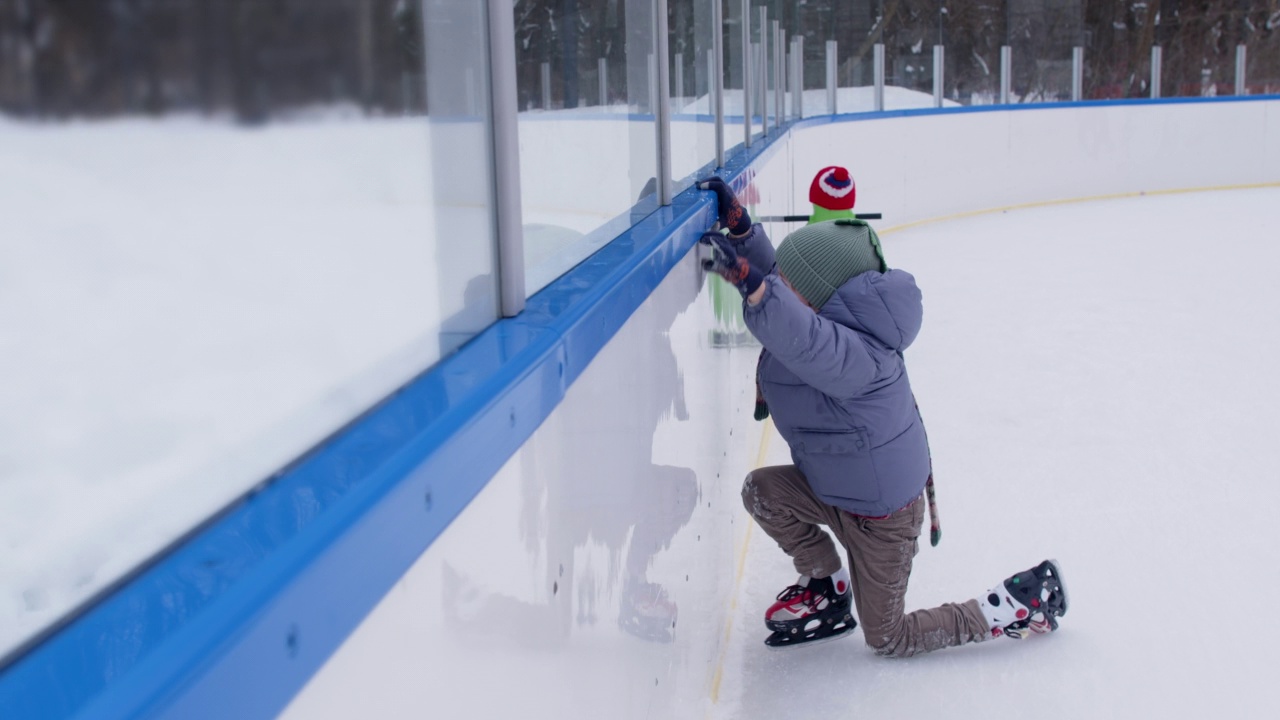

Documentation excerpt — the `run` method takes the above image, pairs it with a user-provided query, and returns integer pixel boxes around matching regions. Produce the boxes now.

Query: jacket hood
[817,269,922,352]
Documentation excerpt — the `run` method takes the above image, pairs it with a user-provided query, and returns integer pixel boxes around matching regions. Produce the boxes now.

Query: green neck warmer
[809,204,855,224]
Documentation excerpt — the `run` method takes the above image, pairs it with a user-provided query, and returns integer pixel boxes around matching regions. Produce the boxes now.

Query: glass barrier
[721,0,747,147]
[1007,0,1079,103]
[0,0,497,661]
[514,0,659,296]
[1248,41,1280,96]
[830,8,878,114]
[668,0,717,189]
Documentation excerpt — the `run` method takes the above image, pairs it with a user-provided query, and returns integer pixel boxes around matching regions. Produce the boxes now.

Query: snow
[712,187,1280,719]
[0,113,493,658]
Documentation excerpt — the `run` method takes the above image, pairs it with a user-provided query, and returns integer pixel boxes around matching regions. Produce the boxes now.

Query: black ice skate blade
[764,623,857,650]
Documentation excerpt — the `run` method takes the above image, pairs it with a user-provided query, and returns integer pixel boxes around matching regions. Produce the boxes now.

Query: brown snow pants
[742,465,990,658]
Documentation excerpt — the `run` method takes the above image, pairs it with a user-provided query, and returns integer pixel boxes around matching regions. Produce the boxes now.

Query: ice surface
[712,188,1280,719]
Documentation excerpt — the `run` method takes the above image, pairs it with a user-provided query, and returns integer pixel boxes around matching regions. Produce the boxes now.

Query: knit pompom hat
[776,219,886,310]
[809,166,856,216]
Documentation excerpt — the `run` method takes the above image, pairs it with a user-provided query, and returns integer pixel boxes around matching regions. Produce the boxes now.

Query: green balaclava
[808,204,855,224]
[775,219,887,310]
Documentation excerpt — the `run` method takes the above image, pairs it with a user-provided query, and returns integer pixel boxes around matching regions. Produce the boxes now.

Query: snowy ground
[712,187,1280,719]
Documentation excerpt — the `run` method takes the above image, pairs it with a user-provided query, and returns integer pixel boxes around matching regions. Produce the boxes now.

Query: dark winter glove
[701,231,763,296]
[698,176,753,237]
[729,224,777,277]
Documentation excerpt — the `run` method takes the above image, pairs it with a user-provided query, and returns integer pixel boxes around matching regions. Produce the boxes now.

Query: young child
[698,175,1068,655]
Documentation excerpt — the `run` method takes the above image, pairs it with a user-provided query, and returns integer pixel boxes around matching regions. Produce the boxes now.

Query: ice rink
[712,186,1280,719]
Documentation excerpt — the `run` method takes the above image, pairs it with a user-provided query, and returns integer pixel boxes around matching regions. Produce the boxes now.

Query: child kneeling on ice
[698,175,1068,654]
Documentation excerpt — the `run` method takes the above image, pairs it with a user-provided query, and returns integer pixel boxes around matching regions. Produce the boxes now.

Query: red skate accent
[1015,608,1028,620]
[835,580,847,594]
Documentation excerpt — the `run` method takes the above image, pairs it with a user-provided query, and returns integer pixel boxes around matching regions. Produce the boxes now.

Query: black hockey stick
[756,212,882,222]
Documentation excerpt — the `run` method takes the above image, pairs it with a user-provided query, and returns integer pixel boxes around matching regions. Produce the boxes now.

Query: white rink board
[281,249,766,720]
[790,101,1279,226]
[283,98,1280,719]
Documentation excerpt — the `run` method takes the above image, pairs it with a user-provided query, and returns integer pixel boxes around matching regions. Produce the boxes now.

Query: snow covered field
[714,187,1280,719]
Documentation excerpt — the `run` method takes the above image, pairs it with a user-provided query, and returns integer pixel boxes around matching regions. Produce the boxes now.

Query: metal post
[1236,44,1248,96]
[712,33,725,166]
[541,61,552,109]
[598,57,608,106]
[486,0,525,316]
[741,0,751,147]
[673,51,684,102]
[760,9,770,131]
[999,46,1011,104]
[774,23,783,125]
[873,43,885,111]
[1150,45,1162,99]
[826,40,837,115]
[778,37,788,120]
[750,42,760,130]
[795,35,805,118]
[1071,47,1083,101]
[648,53,657,115]
[655,0,672,205]
[932,45,944,107]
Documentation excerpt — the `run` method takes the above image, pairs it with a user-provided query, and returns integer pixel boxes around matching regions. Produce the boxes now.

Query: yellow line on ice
[877,180,1280,237]
[707,417,772,711]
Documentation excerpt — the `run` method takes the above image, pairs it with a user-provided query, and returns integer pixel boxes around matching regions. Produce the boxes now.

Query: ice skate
[979,559,1069,640]
[762,575,856,648]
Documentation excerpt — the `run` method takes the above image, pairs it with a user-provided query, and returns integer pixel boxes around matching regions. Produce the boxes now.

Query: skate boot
[763,575,856,648]
[979,559,1069,640]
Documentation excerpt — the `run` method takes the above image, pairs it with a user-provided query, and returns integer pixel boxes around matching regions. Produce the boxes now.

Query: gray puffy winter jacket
[743,267,930,518]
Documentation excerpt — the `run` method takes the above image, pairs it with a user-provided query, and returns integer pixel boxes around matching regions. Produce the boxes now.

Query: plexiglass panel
[514,0,659,296]
[1007,0,1080,103]
[668,0,717,188]
[0,0,497,661]
[1247,41,1280,96]
[722,0,763,148]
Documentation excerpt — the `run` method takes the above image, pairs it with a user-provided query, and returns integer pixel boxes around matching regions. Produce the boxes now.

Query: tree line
[1,1,1276,120]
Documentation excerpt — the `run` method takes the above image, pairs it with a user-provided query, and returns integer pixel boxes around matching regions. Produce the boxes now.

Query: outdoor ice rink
[714,186,1280,719]
[275,185,1280,720]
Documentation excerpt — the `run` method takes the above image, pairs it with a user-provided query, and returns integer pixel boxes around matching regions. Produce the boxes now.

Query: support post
[826,40,837,114]
[1071,47,1083,101]
[795,35,805,118]
[1000,45,1011,104]
[487,0,525,316]
[673,51,683,102]
[741,0,751,147]
[598,57,607,106]
[541,61,552,109]
[712,27,725,166]
[655,0,672,205]
[760,9,769,132]
[1236,44,1248,96]
[1150,45,1162,99]
[932,44,944,107]
[873,43,885,111]
[773,23,783,125]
